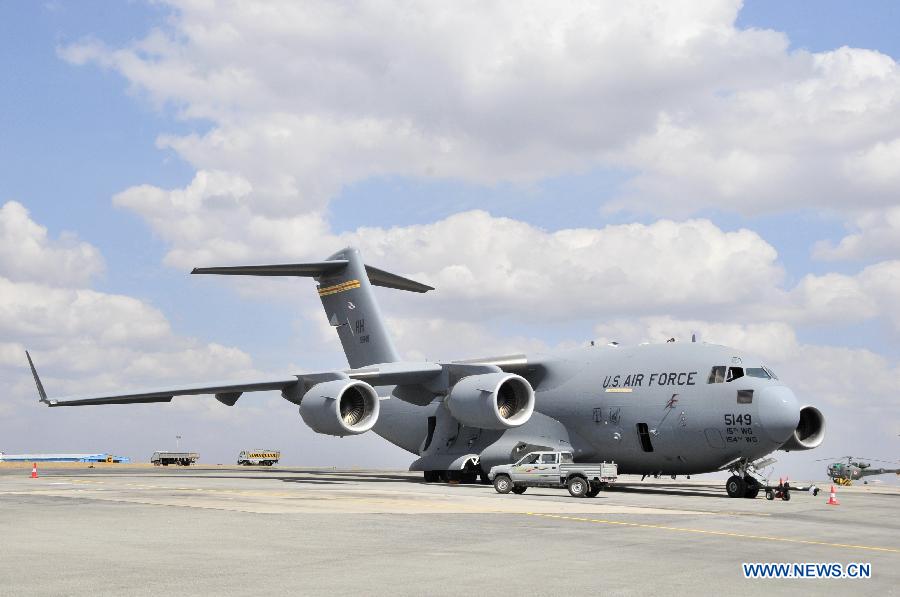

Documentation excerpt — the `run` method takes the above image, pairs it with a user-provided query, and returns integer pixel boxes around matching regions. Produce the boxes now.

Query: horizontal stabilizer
[364,265,433,293]
[192,261,348,277]
[192,259,433,293]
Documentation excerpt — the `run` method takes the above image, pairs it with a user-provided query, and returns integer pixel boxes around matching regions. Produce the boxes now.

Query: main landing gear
[726,475,761,499]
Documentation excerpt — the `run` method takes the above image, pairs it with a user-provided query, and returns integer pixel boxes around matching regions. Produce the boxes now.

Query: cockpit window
[707,366,726,384]
[763,366,778,380]
[746,367,771,379]
[726,367,744,382]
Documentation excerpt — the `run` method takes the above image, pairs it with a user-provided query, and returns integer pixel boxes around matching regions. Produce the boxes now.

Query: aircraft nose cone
[757,386,800,445]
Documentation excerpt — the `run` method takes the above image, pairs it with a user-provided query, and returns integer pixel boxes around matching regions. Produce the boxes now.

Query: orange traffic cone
[30,463,38,479]
[826,484,840,506]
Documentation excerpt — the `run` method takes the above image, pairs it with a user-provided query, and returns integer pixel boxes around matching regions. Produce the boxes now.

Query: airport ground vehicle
[488,451,618,497]
[151,451,198,466]
[237,450,280,466]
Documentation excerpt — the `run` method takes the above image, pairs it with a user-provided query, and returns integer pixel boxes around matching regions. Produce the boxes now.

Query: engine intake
[447,372,535,430]
[299,379,380,436]
[779,405,825,451]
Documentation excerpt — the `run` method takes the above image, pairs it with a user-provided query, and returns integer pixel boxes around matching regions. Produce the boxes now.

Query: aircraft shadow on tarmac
[58,468,733,497]
[603,484,730,499]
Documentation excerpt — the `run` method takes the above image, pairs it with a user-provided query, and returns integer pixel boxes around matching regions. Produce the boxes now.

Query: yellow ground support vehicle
[237,450,280,466]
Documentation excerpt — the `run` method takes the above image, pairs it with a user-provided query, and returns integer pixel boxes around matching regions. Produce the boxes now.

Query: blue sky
[2,1,899,477]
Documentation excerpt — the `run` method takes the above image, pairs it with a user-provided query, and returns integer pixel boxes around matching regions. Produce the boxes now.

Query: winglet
[25,351,51,405]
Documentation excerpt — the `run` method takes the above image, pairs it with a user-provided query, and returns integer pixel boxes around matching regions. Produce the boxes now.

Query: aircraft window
[540,453,557,464]
[707,366,726,384]
[560,453,574,463]
[737,389,753,404]
[726,367,744,382]
[746,367,770,379]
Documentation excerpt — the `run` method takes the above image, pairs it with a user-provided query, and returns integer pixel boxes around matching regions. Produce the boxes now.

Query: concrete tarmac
[1,464,897,596]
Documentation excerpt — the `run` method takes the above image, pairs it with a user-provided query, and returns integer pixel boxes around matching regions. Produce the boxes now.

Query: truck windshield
[520,453,540,465]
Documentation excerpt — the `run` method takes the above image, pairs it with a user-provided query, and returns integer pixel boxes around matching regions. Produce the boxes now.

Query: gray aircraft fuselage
[375,342,803,476]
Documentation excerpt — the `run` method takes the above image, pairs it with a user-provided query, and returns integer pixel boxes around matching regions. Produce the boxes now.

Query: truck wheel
[725,475,746,498]
[567,476,588,498]
[494,475,513,494]
[512,486,527,495]
[765,490,775,501]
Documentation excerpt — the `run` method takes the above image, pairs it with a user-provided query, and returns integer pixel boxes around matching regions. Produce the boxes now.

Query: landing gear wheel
[781,491,791,501]
[726,475,746,498]
[493,475,513,494]
[423,471,439,483]
[743,480,760,499]
[586,484,602,498]
[765,490,775,501]
[512,486,527,495]
[567,477,589,498]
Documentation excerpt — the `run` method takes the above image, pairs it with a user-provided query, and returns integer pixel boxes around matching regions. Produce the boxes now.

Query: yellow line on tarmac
[525,513,900,554]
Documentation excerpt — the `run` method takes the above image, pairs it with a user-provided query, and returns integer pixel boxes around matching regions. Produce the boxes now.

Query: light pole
[176,435,181,451]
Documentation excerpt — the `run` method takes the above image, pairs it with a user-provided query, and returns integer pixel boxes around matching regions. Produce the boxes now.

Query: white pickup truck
[488,451,618,498]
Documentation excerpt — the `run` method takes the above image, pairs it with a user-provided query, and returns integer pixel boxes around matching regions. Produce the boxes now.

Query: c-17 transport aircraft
[26,247,826,498]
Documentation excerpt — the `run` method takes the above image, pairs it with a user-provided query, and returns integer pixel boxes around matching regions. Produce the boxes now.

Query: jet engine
[779,405,825,451]
[299,379,380,437]
[446,372,535,430]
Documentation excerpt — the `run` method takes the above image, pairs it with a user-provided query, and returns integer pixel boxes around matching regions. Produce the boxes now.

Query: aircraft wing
[26,351,446,408]
[451,353,548,389]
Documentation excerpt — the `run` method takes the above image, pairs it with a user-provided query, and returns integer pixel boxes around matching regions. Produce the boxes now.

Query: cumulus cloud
[814,206,900,261]
[781,261,900,331]
[348,212,785,320]
[114,171,900,336]
[59,0,900,223]
[115,181,787,320]
[0,201,103,287]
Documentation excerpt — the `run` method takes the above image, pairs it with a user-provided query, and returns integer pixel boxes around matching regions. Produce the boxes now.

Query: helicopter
[818,456,900,486]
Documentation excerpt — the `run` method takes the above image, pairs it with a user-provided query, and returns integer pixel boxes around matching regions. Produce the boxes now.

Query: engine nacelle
[446,372,535,430]
[299,379,380,437]
[779,405,825,451]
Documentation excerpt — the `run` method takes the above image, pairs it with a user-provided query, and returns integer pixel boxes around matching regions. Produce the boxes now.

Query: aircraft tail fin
[192,247,432,368]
